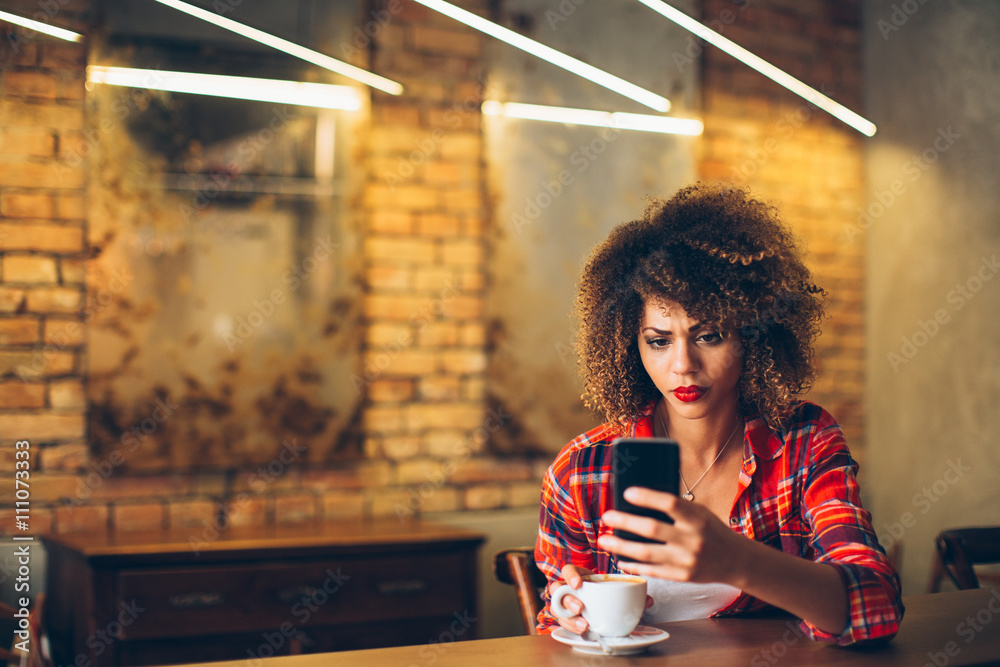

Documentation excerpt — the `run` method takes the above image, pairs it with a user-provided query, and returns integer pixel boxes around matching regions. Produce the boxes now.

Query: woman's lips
[672,386,706,403]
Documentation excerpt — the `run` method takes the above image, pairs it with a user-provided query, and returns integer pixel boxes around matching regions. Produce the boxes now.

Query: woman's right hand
[548,564,594,634]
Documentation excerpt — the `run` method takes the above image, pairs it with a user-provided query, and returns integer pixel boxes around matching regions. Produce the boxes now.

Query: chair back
[493,547,548,635]
[930,527,1000,591]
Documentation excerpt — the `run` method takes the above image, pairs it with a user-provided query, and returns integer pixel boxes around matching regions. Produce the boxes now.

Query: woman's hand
[596,486,749,587]
[548,563,655,635]
[548,564,594,635]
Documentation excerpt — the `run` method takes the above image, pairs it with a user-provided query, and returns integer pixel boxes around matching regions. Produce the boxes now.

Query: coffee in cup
[549,574,647,637]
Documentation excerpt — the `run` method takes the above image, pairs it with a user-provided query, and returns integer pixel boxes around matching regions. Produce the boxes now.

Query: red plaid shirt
[535,401,903,645]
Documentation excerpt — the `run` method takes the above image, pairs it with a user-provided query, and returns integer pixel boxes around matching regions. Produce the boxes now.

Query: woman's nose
[670,340,699,374]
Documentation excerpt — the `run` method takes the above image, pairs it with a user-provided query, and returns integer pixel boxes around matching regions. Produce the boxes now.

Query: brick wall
[697,0,867,453]
[0,0,90,535]
[0,0,865,537]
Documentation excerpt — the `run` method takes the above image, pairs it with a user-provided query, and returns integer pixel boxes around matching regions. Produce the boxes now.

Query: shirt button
[730,517,739,525]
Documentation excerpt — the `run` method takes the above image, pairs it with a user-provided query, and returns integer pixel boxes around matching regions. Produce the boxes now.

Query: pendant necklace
[655,404,741,502]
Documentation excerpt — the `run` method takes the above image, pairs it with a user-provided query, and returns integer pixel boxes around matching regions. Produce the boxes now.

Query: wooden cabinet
[42,520,484,667]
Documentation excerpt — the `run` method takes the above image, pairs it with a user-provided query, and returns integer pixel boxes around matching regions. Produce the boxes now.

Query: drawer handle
[376,578,429,596]
[168,592,226,608]
[276,585,319,605]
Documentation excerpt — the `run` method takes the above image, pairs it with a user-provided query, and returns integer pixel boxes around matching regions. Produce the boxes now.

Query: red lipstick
[672,385,706,403]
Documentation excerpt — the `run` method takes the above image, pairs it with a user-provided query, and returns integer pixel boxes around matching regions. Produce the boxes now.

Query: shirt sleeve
[798,419,904,645]
[534,447,600,635]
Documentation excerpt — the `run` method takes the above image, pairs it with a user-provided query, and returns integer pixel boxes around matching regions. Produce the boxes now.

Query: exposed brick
[3,255,58,283]
[26,286,82,313]
[4,71,59,99]
[38,442,88,471]
[225,495,270,528]
[0,100,84,131]
[450,458,533,484]
[0,128,55,157]
[30,473,85,502]
[365,236,437,263]
[364,348,438,376]
[440,239,484,266]
[370,488,413,518]
[508,481,543,507]
[113,502,166,531]
[39,42,86,69]
[423,429,472,458]
[0,287,26,313]
[0,317,40,344]
[381,435,421,459]
[463,484,504,510]
[405,402,483,430]
[368,210,414,234]
[55,195,86,220]
[55,504,109,533]
[59,257,85,283]
[49,379,84,409]
[86,475,194,502]
[367,265,412,290]
[420,486,461,513]
[274,493,318,523]
[417,213,461,237]
[411,26,481,58]
[167,499,219,529]
[365,183,440,211]
[0,223,84,252]
[441,349,487,374]
[0,349,76,378]
[396,458,444,485]
[321,490,365,520]
[416,321,459,347]
[300,461,393,490]
[419,375,461,401]
[0,412,83,440]
[0,192,56,219]
[368,379,415,402]
[0,381,45,409]
[44,318,84,346]
[0,160,85,189]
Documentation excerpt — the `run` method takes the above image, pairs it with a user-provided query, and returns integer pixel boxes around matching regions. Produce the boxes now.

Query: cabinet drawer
[115,550,470,640]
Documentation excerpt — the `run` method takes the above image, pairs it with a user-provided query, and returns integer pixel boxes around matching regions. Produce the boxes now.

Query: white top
[640,577,742,624]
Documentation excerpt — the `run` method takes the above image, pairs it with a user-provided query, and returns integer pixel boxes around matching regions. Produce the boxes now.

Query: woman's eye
[698,332,722,344]
[645,338,669,348]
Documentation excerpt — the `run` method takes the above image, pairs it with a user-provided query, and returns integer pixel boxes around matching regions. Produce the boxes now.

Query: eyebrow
[641,323,703,335]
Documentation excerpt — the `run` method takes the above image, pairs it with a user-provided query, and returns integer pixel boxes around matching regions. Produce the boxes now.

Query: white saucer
[551,626,670,656]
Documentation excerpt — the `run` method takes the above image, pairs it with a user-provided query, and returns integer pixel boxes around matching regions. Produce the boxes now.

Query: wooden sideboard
[42,519,485,667]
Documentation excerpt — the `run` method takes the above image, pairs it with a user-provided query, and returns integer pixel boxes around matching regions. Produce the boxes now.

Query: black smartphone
[611,437,680,551]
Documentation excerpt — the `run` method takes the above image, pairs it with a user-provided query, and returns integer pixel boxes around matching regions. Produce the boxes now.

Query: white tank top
[641,577,741,624]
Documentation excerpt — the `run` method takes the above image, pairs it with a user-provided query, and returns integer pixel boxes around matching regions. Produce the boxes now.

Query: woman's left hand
[596,487,748,586]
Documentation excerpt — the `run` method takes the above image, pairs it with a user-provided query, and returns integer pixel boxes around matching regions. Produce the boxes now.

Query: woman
[536,184,902,645]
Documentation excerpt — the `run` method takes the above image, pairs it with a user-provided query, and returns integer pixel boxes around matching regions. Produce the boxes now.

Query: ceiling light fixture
[482,101,702,136]
[87,66,363,110]
[633,0,876,136]
[0,9,84,42]
[152,0,403,95]
[413,0,670,112]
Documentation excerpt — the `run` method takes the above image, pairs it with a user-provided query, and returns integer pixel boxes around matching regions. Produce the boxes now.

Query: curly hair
[575,183,825,432]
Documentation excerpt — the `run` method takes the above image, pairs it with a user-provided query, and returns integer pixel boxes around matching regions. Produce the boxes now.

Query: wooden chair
[927,527,1000,592]
[493,547,548,635]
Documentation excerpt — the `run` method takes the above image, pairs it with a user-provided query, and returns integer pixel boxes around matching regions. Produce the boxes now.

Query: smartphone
[611,438,680,551]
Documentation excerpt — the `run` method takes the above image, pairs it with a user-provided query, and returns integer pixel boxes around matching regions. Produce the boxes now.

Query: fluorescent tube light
[413,0,670,112]
[482,101,702,136]
[0,9,83,42]
[87,67,362,110]
[633,0,876,136]
[152,0,403,96]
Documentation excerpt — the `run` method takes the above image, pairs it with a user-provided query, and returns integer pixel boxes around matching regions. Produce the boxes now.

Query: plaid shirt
[535,401,903,645]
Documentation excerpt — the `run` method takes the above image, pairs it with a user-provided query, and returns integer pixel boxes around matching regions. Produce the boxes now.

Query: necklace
[655,404,741,502]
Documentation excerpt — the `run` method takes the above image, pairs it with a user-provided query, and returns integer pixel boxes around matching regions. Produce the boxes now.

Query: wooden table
[42,519,484,666]
[172,588,1000,666]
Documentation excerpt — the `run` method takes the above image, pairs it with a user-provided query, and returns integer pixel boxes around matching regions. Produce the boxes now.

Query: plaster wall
[864,0,1000,595]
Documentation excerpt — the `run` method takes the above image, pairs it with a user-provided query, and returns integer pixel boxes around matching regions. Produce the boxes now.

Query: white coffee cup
[549,573,647,637]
